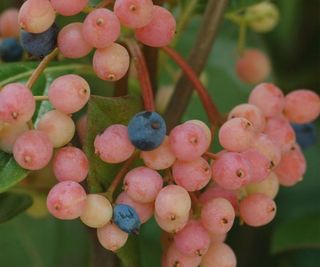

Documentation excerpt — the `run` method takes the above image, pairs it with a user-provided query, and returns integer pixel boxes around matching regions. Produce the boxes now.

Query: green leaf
[271,215,320,254]
[117,236,141,267]
[0,214,90,267]
[0,192,33,223]
[84,95,141,193]
[0,151,29,193]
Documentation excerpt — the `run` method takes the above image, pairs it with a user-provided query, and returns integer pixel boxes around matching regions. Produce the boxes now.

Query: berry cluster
[0,8,23,62]
[19,0,176,80]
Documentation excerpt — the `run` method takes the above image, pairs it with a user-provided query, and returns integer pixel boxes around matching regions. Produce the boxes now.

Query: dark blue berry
[113,204,141,234]
[0,38,23,62]
[20,23,59,58]
[291,123,317,150]
[128,111,166,151]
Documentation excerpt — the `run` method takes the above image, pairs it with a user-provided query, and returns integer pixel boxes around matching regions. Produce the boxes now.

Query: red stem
[105,151,139,201]
[162,46,223,126]
[126,40,155,112]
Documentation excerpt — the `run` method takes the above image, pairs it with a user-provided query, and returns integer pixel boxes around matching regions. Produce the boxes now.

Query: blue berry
[113,204,141,234]
[20,23,59,58]
[128,111,166,151]
[291,123,317,150]
[0,38,23,62]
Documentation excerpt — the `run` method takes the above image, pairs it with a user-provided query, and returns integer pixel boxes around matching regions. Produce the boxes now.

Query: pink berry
[201,198,235,234]
[13,130,53,170]
[80,194,113,228]
[53,146,89,183]
[242,149,271,183]
[236,49,271,84]
[228,103,266,132]
[46,181,87,220]
[58,23,93,58]
[264,116,296,152]
[0,8,20,37]
[169,122,209,161]
[174,220,211,257]
[94,124,135,163]
[274,144,306,186]
[165,244,201,267]
[201,243,237,267]
[93,43,130,81]
[172,157,211,192]
[211,152,251,190]
[124,166,163,203]
[50,0,89,16]
[37,110,75,148]
[0,83,35,124]
[155,185,191,222]
[155,212,189,234]
[116,192,154,223]
[82,9,120,48]
[97,222,128,251]
[114,0,154,28]
[219,118,256,152]
[140,136,176,170]
[18,0,56,33]
[239,193,276,227]
[251,133,281,167]
[48,74,90,114]
[199,186,239,213]
[187,120,212,144]
[135,6,176,47]
[284,89,320,123]
[248,83,285,117]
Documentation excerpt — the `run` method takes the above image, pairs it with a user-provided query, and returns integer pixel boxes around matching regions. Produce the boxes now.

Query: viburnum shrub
[0,1,319,267]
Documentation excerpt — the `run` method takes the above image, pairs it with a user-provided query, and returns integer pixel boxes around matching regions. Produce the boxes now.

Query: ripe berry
[239,193,276,226]
[114,0,154,28]
[113,204,141,234]
[284,90,320,124]
[0,8,20,37]
[0,83,35,124]
[94,124,135,163]
[13,130,53,170]
[248,83,285,117]
[0,38,23,62]
[128,111,166,151]
[18,0,56,34]
[236,49,271,84]
[21,23,59,58]
[46,181,87,220]
[50,0,89,16]
[97,222,128,251]
[135,6,176,47]
[292,123,317,150]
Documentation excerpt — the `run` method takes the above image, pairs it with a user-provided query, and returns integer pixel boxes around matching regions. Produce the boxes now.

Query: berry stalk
[126,40,155,112]
[26,47,59,89]
[162,46,223,126]
[34,95,49,101]
[104,151,139,202]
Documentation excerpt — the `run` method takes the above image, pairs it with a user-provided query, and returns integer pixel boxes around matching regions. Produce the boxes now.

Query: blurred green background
[0,0,319,267]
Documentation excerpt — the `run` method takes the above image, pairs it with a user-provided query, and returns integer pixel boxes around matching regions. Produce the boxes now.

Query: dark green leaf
[117,236,141,267]
[271,215,320,254]
[84,95,141,193]
[0,151,29,193]
[0,214,90,267]
[0,192,32,223]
